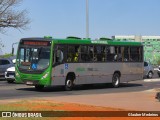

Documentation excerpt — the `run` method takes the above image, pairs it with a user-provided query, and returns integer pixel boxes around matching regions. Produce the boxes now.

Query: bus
[15,36,144,90]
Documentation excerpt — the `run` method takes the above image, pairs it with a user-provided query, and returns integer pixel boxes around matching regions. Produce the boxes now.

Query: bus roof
[53,38,142,46]
[20,37,143,46]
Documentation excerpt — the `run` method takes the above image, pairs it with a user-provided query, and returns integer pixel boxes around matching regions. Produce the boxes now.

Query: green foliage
[0,53,13,58]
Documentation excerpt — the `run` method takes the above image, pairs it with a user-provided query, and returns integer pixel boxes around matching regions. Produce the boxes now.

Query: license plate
[9,75,14,78]
[26,81,33,85]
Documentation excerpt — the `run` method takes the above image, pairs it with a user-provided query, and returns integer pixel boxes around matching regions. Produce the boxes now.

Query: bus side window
[117,47,122,62]
[66,45,80,63]
[130,47,140,62]
[139,47,143,62]
[94,46,105,62]
[67,46,74,62]
[88,46,94,61]
[74,46,80,62]
[56,50,63,63]
[106,46,110,61]
[56,46,64,63]
[124,47,129,62]
[106,46,115,62]
[81,46,90,62]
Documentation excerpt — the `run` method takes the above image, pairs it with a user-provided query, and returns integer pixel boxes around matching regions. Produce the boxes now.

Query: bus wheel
[35,85,44,90]
[112,73,120,88]
[65,78,74,91]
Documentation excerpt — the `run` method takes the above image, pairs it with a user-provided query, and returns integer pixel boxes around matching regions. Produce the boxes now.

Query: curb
[144,79,160,82]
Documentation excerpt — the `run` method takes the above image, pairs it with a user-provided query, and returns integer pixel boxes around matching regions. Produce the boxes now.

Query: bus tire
[35,85,44,90]
[112,73,120,88]
[65,78,74,91]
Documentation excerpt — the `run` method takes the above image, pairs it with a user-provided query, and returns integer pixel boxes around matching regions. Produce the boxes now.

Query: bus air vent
[100,37,112,41]
[66,36,81,40]
[44,36,52,39]
[83,38,91,40]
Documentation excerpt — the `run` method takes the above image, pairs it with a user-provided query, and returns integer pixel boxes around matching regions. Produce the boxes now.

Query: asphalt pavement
[0,69,159,100]
[0,70,160,111]
[0,77,159,100]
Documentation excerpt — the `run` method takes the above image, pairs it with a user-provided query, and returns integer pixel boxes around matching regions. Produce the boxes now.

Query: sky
[1,0,160,54]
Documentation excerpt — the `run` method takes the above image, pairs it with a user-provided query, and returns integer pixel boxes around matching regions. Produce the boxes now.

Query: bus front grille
[21,74,41,80]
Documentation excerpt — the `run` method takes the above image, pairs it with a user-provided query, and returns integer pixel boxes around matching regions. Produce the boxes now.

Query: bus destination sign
[23,41,50,46]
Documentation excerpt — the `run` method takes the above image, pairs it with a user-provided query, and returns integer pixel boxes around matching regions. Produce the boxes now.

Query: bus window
[26,49,31,62]
[102,46,107,62]
[94,46,106,62]
[81,45,91,62]
[37,48,50,69]
[74,46,80,62]
[56,46,64,63]
[88,46,94,62]
[106,46,115,62]
[20,48,24,62]
[56,49,63,63]
[67,45,80,62]
[32,49,39,61]
[114,47,122,62]
[124,47,129,62]
[130,47,141,62]
[139,47,143,62]
[121,47,130,62]
[18,47,51,70]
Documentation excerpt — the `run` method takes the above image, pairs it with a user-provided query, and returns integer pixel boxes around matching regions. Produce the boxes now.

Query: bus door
[52,45,65,85]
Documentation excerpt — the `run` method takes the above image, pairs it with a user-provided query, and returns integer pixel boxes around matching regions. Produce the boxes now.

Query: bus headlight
[42,72,49,79]
[15,71,20,77]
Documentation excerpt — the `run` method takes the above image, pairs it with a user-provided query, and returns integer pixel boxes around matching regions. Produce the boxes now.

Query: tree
[0,0,30,33]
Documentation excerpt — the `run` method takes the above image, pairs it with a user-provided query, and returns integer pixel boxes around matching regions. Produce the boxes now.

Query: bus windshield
[17,47,51,70]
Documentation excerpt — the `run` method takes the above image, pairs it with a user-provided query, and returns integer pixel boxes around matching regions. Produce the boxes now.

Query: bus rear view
[15,38,52,90]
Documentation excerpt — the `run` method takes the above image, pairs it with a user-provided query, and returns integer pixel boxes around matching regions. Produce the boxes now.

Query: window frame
[53,44,143,63]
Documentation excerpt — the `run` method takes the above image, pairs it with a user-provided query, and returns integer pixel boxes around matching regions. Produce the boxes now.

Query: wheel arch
[113,71,121,77]
[66,72,76,81]
[65,72,76,91]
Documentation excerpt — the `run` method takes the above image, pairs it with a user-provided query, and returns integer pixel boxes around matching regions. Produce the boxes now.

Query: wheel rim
[113,76,119,86]
[66,80,72,88]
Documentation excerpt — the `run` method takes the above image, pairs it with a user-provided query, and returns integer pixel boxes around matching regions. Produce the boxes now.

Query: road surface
[0,78,159,100]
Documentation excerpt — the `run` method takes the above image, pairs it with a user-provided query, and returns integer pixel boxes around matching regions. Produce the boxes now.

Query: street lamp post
[86,0,89,39]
